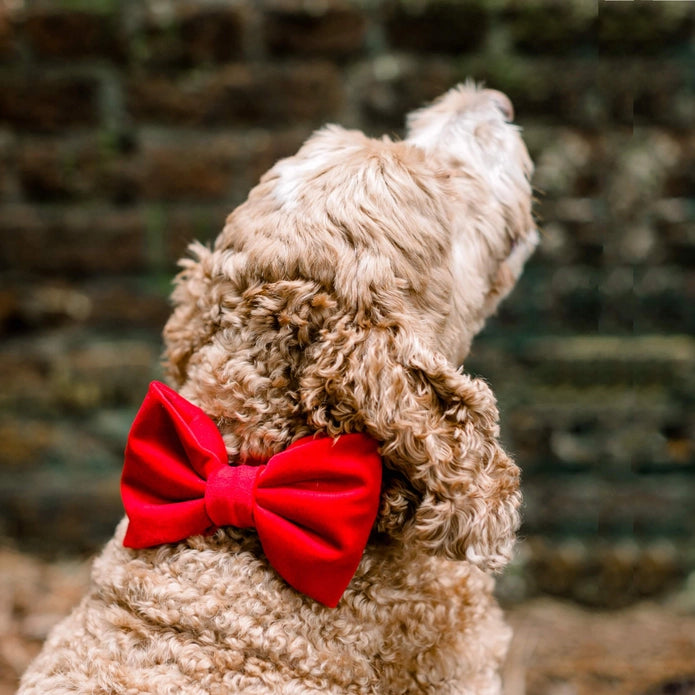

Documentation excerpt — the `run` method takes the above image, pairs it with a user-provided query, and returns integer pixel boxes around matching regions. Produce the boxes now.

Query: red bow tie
[120,381,382,607]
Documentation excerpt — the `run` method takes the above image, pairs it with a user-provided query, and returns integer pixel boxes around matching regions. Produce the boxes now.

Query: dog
[18,83,536,694]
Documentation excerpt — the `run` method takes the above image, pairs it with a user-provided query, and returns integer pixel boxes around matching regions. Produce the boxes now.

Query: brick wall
[0,0,693,607]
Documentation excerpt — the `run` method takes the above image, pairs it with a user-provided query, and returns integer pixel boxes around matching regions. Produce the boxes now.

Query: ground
[1,548,695,695]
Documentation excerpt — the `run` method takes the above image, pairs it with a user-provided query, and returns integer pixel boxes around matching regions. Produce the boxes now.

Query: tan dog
[19,83,536,694]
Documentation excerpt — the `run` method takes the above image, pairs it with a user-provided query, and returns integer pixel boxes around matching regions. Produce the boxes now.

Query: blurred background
[0,0,694,693]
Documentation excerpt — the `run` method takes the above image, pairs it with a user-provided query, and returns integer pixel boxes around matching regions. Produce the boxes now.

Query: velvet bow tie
[120,381,382,607]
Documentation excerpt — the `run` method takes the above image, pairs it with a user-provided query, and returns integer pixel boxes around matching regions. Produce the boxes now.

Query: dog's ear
[301,322,520,572]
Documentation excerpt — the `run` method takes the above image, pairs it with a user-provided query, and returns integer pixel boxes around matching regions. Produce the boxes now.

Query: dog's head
[164,83,535,572]
[406,83,537,363]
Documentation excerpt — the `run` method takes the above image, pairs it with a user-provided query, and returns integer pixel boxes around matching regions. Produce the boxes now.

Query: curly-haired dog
[19,84,536,694]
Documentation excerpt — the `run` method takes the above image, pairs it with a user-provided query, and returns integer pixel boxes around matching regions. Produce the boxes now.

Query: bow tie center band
[120,381,382,607]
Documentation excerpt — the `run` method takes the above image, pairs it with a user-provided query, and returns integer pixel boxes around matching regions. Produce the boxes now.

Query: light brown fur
[19,84,536,694]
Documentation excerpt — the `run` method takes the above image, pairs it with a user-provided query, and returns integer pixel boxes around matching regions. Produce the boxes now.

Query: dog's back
[20,521,509,694]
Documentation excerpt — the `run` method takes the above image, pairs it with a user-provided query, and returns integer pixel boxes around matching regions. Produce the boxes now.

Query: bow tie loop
[120,382,382,607]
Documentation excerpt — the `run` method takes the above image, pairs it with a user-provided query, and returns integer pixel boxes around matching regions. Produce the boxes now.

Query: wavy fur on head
[19,83,536,694]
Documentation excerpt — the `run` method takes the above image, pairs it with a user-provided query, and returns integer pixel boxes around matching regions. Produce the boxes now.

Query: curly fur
[19,83,536,694]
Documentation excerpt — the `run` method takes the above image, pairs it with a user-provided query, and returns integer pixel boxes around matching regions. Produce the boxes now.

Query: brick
[599,1,695,58]
[102,157,143,206]
[659,222,695,267]
[522,476,602,536]
[17,136,99,202]
[179,6,244,64]
[0,280,90,333]
[384,0,488,54]
[140,5,244,69]
[0,287,19,333]
[633,63,695,129]
[519,335,695,388]
[663,148,695,199]
[0,204,147,275]
[74,280,170,330]
[480,265,559,334]
[134,202,231,272]
[537,199,605,264]
[0,129,16,202]
[137,16,187,71]
[0,277,170,333]
[650,199,695,266]
[612,479,695,537]
[16,141,65,201]
[0,75,100,133]
[139,135,243,201]
[162,204,232,262]
[536,266,602,333]
[359,56,454,131]
[595,59,635,127]
[524,537,685,607]
[529,129,602,199]
[0,416,61,470]
[532,220,604,268]
[604,223,663,267]
[635,267,695,334]
[23,8,126,62]
[125,74,204,125]
[658,417,695,470]
[495,258,656,335]
[0,9,18,60]
[48,339,160,410]
[17,134,143,204]
[264,7,366,58]
[506,3,596,56]
[0,349,49,415]
[523,475,695,538]
[471,60,603,128]
[523,538,593,600]
[218,62,344,125]
[501,384,684,446]
[651,197,692,225]
[0,329,160,415]
[547,416,692,472]
[599,130,684,224]
[127,63,343,127]
[1,472,123,555]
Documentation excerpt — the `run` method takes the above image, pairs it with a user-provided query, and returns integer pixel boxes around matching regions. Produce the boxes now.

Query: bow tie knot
[205,464,258,529]
[120,382,382,607]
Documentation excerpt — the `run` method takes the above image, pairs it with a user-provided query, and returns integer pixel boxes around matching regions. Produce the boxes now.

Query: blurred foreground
[2,548,695,695]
